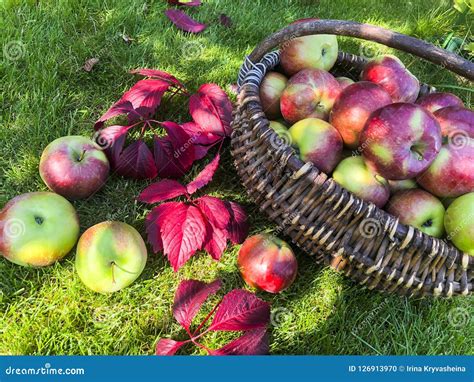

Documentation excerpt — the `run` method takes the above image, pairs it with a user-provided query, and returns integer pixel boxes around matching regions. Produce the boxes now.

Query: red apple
[40,136,110,200]
[289,118,343,173]
[335,76,355,90]
[280,18,338,76]
[260,71,288,119]
[329,81,392,148]
[416,92,464,113]
[386,189,445,238]
[361,55,420,103]
[433,106,474,138]
[360,103,442,180]
[417,107,474,198]
[280,68,341,124]
[238,234,297,293]
[333,156,390,208]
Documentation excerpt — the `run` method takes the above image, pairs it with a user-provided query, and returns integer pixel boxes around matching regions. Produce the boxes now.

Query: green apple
[386,189,445,238]
[333,156,390,208]
[444,192,474,256]
[75,221,147,293]
[0,192,80,266]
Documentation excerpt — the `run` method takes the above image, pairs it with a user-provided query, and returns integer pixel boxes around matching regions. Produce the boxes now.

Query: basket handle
[247,19,474,81]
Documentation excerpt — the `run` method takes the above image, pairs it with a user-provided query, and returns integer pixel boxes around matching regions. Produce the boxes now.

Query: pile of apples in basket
[259,27,473,255]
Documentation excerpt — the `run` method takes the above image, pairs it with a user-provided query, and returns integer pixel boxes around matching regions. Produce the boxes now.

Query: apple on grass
[329,81,392,148]
[444,192,474,256]
[75,221,147,293]
[386,189,445,238]
[416,107,474,198]
[416,92,464,114]
[280,19,338,76]
[260,72,288,119]
[0,192,79,266]
[280,69,341,124]
[360,103,442,180]
[289,118,343,174]
[238,234,297,293]
[40,135,110,200]
[332,156,390,208]
[361,55,420,103]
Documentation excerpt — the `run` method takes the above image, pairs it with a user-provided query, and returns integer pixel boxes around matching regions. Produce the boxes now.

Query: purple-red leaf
[197,196,230,229]
[115,139,158,179]
[211,329,269,355]
[138,179,187,204]
[168,0,201,6]
[165,9,207,34]
[161,203,207,271]
[186,154,220,194]
[197,83,233,135]
[225,201,249,244]
[156,338,186,356]
[181,121,222,146]
[130,68,185,89]
[209,290,270,332]
[203,225,227,260]
[162,121,196,172]
[218,14,232,28]
[146,202,182,252]
[154,137,187,179]
[94,100,139,130]
[173,279,222,331]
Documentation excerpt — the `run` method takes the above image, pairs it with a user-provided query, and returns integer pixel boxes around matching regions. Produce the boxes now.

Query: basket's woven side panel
[231,51,472,297]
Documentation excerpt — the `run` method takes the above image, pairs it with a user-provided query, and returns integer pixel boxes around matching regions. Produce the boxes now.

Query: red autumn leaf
[146,202,182,252]
[224,201,249,244]
[138,179,188,204]
[165,9,207,34]
[167,0,201,6]
[181,121,222,146]
[197,196,230,229]
[218,14,232,28]
[130,68,185,89]
[161,121,196,172]
[161,203,207,271]
[115,139,158,179]
[203,224,227,260]
[186,154,220,194]
[154,137,187,179]
[173,279,222,331]
[197,83,233,135]
[94,100,140,130]
[211,328,269,355]
[208,290,270,332]
[155,338,186,356]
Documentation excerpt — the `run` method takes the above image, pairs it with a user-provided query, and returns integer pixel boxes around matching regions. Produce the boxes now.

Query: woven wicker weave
[231,20,474,297]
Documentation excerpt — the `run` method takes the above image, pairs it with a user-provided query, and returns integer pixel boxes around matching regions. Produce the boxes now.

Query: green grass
[1,0,473,355]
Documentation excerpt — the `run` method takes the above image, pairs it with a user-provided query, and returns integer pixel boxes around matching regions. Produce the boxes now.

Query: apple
[280,68,341,124]
[433,106,474,138]
[75,221,147,293]
[335,76,355,90]
[361,55,420,103]
[333,156,390,208]
[386,189,445,238]
[289,118,343,173]
[238,234,297,293]
[0,192,79,266]
[280,19,338,76]
[260,71,288,119]
[360,103,442,180]
[416,107,474,198]
[40,135,110,200]
[388,179,417,194]
[444,192,474,256]
[416,92,464,113]
[329,81,392,148]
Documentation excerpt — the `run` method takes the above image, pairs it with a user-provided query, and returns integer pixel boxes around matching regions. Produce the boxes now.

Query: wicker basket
[231,20,474,297]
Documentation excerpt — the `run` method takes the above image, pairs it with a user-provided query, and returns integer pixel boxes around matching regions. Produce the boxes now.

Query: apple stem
[78,150,86,162]
[111,261,116,284]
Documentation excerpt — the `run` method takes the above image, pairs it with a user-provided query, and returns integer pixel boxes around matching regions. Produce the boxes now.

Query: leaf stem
[191,299,221,338]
